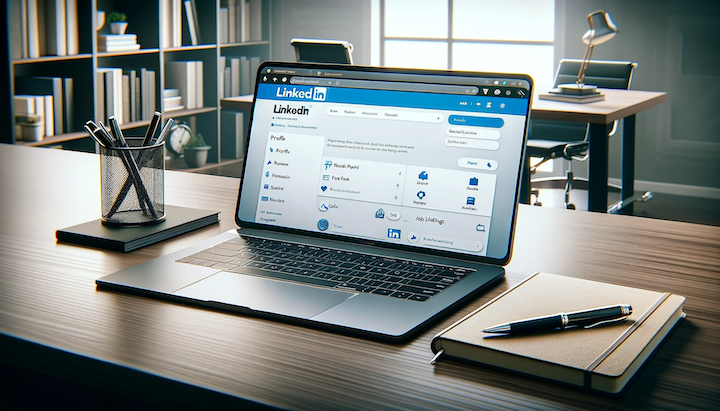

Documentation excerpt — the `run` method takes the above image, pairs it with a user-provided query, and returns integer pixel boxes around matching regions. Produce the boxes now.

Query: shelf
[17,131,90,147]
[13,54,93,65]
[163,107,218,118]
[221,95,254,111]
[220,40,270,48]
[163,45,218,52]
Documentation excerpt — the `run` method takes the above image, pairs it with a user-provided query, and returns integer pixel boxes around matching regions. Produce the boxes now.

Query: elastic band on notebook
[583,293,671,390]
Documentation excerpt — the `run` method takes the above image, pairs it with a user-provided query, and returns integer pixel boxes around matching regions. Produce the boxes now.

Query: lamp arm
[577,44,595,85]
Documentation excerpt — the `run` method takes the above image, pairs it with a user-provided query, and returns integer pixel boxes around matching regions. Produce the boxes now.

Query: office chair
[523,59,650,211]
[291,38,354,64]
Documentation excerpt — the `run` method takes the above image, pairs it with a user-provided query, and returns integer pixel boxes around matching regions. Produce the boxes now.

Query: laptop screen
[237,62,532,264]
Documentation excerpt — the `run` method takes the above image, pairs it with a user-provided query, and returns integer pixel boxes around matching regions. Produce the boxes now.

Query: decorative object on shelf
[555,10,618,98]
[166,122,193,158]
[15,114,43,142]
[182,133,211,168]
[96,10,106,31]
[108,12,128,35]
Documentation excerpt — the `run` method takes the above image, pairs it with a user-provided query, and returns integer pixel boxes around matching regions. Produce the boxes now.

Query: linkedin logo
[313,87,327,101]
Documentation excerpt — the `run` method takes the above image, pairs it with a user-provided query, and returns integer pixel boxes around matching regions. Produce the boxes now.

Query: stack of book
[221,56,261,97]
[218,0,263,44]
[163,89,184,112]
[12,0,80,59]
[98,34,141,53]
[165,61,204,110]
[96,67,156,124]
[14,76,75,139]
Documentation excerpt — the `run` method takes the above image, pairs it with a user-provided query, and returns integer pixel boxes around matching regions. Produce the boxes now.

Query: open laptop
[97,62,533,342]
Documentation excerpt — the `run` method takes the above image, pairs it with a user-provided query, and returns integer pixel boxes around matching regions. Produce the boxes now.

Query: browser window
[238,65,531,260]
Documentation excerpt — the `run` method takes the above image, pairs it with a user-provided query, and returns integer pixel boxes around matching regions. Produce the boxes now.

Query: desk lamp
[557,10,618,95]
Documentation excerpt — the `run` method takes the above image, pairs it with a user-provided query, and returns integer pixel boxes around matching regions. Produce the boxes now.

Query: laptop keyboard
[176,236,475,302]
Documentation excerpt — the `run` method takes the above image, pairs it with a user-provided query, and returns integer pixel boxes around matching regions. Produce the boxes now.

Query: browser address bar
[290,77,478,95]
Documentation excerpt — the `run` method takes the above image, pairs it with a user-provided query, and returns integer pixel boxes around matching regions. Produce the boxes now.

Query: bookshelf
[4,0,271,170]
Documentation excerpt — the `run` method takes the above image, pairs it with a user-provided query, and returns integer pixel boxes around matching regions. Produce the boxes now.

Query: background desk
[224,89,667,213]
[1,144,718,410]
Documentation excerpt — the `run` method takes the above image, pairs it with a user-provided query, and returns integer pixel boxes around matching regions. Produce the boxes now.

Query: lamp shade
[582,10,617,46]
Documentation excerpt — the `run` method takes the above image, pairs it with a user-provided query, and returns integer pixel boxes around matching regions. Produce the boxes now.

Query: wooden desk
[531,89,667,212]
[1,144,717,410]
[224,89,667,213]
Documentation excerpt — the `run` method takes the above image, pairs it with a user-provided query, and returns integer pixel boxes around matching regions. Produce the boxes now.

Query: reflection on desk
[1,144,717,410]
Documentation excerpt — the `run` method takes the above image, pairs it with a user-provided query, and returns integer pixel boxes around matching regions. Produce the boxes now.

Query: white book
[65,0,79,55]
[122,74,130,123]
[243,0,250,42]
[14,95,36,115]
[46,0,67,56]
[162,0,172,48]
[228,0,237,43]
[221,111,245,159]
[183,0,198,46]
[20,0,28,58]
[95,69,105,121]
[224,66,231,98]
[147,70,156,119]
[166,61,196,109]
[33,95,46,138]
[219,8,229,44]
[128,70,137,122]
[98,44,141,52]
[240,56,249,95]
[173,0,182,47]
[134,77,141,121]
[163,89,180,98]
[63,77,74,132]
[26,0,40,58]
[249,56,260,92]
[195,60,203,108]
[230,58,240,96]
[218,56,226,99]
[249,0,262,41]
[42,95,54,136]
[98,34,138,43]
[98,68,123,124]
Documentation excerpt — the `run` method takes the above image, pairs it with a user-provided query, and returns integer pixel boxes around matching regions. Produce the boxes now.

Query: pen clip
[583,315,630,329]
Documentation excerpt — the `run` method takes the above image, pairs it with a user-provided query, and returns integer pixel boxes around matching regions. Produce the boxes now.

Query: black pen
[143,111,162,146]
[483,304,632,334]
[153,118,175,146]
[108,116,127,147]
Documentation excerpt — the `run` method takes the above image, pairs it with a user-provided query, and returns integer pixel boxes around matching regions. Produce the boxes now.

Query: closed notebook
[431,272,685,394]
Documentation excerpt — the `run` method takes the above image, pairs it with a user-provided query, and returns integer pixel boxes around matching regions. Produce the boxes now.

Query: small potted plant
[108,12,128,35]
[183,133,211,168]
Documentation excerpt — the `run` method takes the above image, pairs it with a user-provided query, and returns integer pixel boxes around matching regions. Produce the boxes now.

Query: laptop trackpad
[173,271,355,319]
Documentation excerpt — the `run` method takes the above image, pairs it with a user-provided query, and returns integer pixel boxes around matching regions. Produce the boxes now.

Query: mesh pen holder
[100,138,165,226]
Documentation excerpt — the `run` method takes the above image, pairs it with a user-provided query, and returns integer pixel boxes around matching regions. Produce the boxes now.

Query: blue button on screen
[448,115,504,128]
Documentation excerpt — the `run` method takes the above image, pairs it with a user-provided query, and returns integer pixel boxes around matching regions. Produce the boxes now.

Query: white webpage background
[240,96,527,258]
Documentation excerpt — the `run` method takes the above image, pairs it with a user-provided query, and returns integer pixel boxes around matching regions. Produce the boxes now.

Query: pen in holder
[101,137,165,226]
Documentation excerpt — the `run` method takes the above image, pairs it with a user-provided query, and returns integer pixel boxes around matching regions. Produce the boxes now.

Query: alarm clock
[166,122,193,157]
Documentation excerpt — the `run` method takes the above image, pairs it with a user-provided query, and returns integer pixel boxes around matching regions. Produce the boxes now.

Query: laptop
[97,62,534,342]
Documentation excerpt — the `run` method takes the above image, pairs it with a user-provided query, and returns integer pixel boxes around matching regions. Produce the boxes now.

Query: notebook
[96,62,534,342]
[431,273,686,394]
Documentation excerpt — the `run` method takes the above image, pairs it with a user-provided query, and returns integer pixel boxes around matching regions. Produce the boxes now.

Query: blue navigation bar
[256,84,529,116]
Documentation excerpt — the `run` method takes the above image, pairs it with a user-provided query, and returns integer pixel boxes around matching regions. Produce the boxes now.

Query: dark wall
[563,0,720,190]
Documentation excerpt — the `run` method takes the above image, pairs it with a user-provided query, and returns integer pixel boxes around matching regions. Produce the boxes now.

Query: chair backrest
[553,59,637,89]
[529,59,637,142]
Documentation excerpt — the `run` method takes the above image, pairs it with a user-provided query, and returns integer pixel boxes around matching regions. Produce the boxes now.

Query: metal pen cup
[100,137,165,226]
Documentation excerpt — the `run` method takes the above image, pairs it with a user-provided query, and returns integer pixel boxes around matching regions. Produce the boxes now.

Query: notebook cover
[431,272,685,394]
[56,205,219,252]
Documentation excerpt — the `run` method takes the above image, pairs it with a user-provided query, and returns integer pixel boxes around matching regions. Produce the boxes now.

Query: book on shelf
[163,89,184,111]
[98,34,140,52]
[98,43,141,52]
[128,70,137,122]
[122,75,131,124]
[162,0,183,48]
[221,111,246,159]
[13,95,47,140]
[13,0,79,59]
[431,272,686,394]
[97,68,123,125]
[165,61,203,110]
[140,69,156,120]
[183,0,201,46]
[15,76,64,135]
[219,0,262,44]
[62,77,74,132]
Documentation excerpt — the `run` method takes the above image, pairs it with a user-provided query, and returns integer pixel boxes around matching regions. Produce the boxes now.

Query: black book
[56,205,219,252]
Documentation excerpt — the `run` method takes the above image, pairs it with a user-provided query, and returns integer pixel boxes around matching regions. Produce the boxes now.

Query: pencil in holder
[100,137,165,226]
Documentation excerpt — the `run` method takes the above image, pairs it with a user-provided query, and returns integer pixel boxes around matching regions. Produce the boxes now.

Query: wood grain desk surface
[1,144,718,410]
[221,89,668,125]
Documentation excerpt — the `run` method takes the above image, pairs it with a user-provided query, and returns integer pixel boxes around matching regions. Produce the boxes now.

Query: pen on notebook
[482,304,632,334]
[142,111,162,146]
